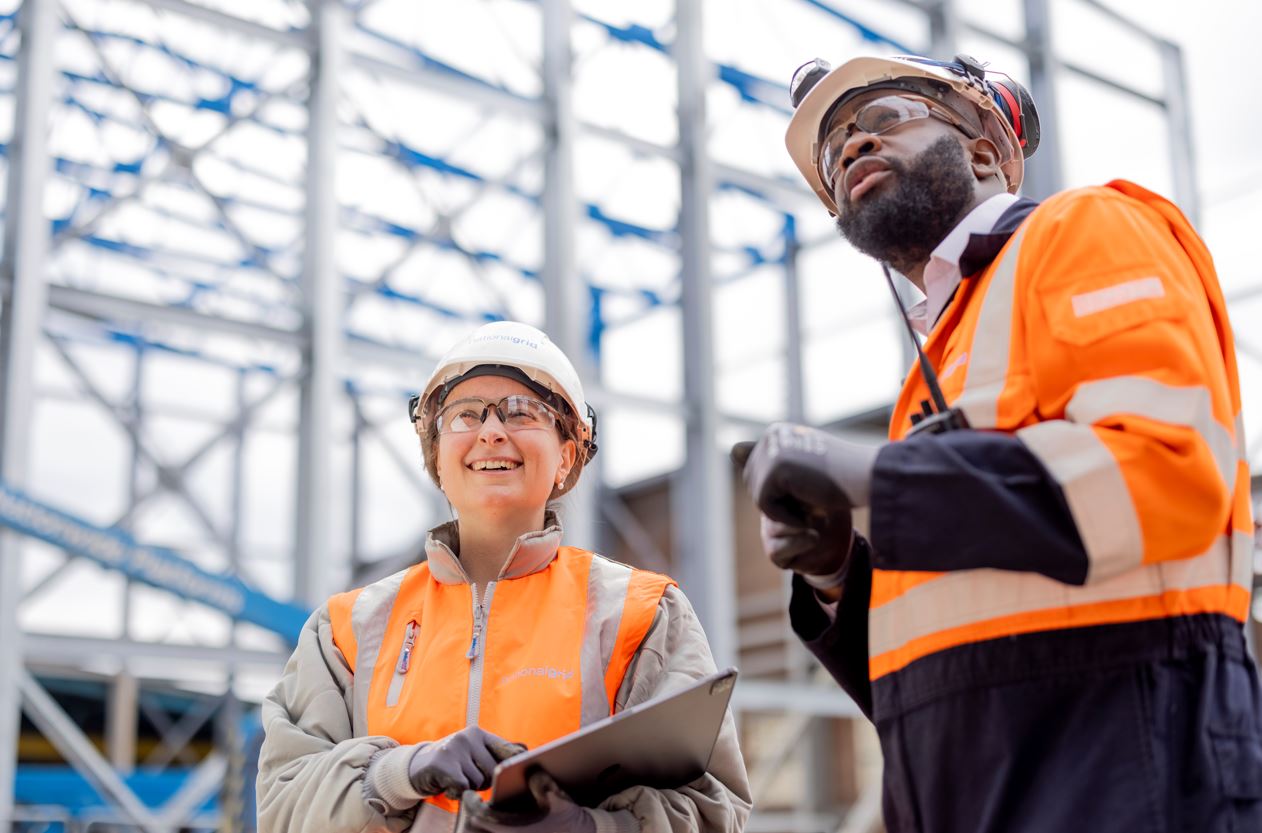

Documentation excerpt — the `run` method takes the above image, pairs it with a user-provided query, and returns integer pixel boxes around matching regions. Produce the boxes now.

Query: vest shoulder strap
[601,562,677,708]
[326,586,364,671]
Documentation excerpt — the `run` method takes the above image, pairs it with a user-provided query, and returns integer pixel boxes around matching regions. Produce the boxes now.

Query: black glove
[456,771,595,833]
[760,513,854,585]
[732,423,879,525]
[409,726,527,799]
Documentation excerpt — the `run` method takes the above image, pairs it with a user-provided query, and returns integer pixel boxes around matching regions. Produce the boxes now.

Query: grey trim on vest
[423,511,563,585]
[351,567,411,737]
[955,225,1028,429]
[580,556,633,725]
[407,799,457,833]
[465,581,497,727]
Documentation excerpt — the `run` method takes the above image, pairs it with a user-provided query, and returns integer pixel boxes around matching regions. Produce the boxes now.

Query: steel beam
[0,0,57,819]
[106,672,139,774]
[925,0,958,58]
[295,0,347,606]
[542,0,599,551]
[1161,40,1200,226]
[157,752,228,830]
[1020,0,1063,199]
[672,0,737,669]
[18,670,164,833]
[23,632,289,667]
[732,680,863,717]
[134,0,308,48]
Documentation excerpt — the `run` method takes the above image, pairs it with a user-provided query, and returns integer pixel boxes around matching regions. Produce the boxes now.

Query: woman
[257,321,751,833]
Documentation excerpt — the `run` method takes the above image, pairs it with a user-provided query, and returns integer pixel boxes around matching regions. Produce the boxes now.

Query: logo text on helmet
[470,333,540,350]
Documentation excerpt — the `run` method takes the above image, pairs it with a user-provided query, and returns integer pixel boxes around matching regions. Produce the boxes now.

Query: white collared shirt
[905,192,1019,336]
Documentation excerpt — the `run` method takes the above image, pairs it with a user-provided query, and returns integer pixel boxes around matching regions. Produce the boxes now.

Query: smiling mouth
[469,460,521,471]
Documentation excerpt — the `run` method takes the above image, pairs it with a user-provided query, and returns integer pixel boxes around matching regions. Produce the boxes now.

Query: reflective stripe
[870,534,1233,660]
[1232,529,1256,592]
[1066,377,1237,490]
[409,799,456,833]
[350,567,411,738]
[580,556,632,725]
[955,226,1026,428]
[1070,276,1164,317]
[1018,419,1145,582]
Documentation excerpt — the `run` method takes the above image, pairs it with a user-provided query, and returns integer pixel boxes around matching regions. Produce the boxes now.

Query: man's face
[826,103,978,272]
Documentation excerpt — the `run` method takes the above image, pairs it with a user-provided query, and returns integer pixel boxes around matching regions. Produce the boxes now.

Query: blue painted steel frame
[0,483,309,643]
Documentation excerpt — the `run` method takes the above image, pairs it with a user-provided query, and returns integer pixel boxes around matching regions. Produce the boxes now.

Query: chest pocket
[1040,270,1182,347]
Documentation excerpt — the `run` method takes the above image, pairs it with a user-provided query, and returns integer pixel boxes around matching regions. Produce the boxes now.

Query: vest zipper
[385,619,417,708]
[465,581,495,726]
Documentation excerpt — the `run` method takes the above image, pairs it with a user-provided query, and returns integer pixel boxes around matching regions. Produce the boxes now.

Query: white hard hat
[785,54,1038,214]
[414,321,597,490]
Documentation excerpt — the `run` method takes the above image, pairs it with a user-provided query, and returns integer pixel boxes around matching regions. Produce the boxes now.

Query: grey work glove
[760,514,854,588]
[456,771,596,833]
[732,423,879,523]
[410,726,527,799]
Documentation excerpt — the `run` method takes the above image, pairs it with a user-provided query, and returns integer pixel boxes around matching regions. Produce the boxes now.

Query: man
[736,53,1262,833]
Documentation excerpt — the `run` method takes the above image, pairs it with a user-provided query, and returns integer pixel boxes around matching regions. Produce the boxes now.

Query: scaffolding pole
[1021,0,1063,199]
[295,0,346,606]
[542,0,599,551]
[0,0,57,820]
[673,0,737,669]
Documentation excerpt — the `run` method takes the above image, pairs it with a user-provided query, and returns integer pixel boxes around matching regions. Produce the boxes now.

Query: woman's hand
[409,727,527,799]
[456,771,596,833]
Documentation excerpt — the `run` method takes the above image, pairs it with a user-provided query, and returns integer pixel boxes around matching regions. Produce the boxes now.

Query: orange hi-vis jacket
[326,522,674,823]
[871,180,1254,683]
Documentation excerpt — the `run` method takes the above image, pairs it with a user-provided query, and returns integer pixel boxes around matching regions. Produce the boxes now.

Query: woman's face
[433,375,577,521]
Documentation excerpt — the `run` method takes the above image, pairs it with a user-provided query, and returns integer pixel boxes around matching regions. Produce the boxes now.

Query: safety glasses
[818,95,981,192]
[428,395,563,435]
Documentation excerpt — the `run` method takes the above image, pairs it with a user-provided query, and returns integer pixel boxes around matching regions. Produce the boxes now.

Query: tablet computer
[489,667,738,809]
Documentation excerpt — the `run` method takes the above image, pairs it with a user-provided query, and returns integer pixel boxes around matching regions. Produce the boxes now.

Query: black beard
[834,137,976,274]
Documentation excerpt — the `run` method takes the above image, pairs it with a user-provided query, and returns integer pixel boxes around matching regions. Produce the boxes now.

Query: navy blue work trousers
[871,616,1262,833]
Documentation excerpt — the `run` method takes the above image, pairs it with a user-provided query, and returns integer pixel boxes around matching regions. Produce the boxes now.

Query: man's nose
[840,130,883,170]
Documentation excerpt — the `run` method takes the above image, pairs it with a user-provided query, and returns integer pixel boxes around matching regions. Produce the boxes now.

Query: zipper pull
[467,598,487,660]
[396,621,417,675]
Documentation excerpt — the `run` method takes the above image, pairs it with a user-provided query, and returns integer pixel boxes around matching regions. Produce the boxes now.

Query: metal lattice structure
[1,0,1249,831]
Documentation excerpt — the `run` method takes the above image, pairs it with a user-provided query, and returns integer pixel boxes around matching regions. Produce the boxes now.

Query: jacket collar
[958,196,1040,278]
[423,511,564,585]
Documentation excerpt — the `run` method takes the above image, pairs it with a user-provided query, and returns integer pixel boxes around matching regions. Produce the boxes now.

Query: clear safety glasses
[818,95,981,191]
[430,395,563,435]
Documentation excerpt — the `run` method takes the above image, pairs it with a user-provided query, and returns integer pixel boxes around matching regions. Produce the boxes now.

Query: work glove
[409,726,527,799]
[456,771,596,833]
[732,423,879,523]
[760,513,854,589]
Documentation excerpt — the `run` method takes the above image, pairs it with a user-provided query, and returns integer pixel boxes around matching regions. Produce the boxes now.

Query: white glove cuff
[802,553,851,590]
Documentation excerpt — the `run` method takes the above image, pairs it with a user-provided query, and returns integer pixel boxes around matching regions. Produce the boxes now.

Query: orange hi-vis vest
[325,521,675,823]
[872,181,1254,682]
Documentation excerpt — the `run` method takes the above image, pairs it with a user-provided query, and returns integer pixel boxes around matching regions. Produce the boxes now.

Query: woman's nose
[476,412,508,444]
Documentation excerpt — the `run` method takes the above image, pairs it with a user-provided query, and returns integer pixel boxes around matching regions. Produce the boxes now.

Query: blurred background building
[1,0,1258,831]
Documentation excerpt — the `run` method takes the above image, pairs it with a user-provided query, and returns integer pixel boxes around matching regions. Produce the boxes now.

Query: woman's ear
[556,439,578,486]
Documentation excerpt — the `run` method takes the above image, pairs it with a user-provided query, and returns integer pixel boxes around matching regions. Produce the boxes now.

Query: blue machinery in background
[0,482,300,830]
[0,482,310,644]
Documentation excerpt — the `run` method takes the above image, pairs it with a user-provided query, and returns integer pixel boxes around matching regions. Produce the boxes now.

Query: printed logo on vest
[498,666,575,687]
